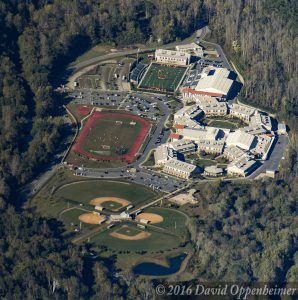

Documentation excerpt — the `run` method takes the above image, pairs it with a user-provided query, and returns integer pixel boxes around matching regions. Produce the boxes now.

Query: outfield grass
[145,207,189,237]
[60,207,96,230]
[55,180,157,210]
[138,63,187,92]
[90,223,182,252]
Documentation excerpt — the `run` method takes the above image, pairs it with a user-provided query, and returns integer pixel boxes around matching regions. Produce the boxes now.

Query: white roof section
[155,49,190,60]
[176,43,202,51]
[204,166,223,174]
[226,130,256,150]
[164,159,197,173]
[169,140,196,152]
[195,67,234,95]
[182,127,220,141]
[230,104,255,117]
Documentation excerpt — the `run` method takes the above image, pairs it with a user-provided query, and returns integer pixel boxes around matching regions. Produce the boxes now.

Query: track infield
[73,112,150,163]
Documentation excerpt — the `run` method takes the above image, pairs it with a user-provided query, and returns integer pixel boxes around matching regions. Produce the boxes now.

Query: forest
[0,0,297,298]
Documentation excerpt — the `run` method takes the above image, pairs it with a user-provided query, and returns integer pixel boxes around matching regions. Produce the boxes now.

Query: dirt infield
[79,213,106,224]
[89,197,130,211]
[72,112,150,163]
[136,213,164,224]
[110,225,151,240]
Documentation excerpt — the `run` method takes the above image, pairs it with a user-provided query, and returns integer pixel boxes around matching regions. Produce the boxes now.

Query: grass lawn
[142,151,155,166]
[138,63,187,93]
[195,158,217,168]
[207,119,238,130]
[90,223,182,252]
[72,44,114,65]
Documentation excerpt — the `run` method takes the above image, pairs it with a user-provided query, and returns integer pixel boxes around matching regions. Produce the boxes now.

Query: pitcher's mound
[136,213,163,224]
[89,197,130,211]
[79,213,106,224]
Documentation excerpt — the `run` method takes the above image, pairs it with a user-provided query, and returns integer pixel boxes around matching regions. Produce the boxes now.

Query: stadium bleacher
[130,63,147,83]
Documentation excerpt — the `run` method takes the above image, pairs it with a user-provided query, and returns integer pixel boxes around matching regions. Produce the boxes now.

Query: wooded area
[0,0,297,298]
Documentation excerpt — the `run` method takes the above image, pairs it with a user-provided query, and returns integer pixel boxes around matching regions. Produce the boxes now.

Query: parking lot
[73,166,185,193]
[68,89,127,108]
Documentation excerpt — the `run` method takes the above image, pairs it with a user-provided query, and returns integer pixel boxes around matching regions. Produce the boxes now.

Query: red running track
[76,105,92,116]
[73,112,151,163]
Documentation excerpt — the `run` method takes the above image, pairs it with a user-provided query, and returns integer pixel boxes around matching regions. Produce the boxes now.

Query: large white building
[197,140,225,154]
[155,49,190,66]
[175,43,204,57]
[250,112,272,131]
[223,145,247,161]
[181,127,221,141]
[163,159,197,179]
[174,105,203,122]
[229,104,255,122]
[225,130,256,150]
[182,67,235,98]
[169,140,197,154]
[154,145,177,165]
[195,96,228,116]
[227,157,258,177]
[250,134,275,160]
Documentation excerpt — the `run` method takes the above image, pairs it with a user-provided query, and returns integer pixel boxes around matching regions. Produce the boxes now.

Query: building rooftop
[226,130,256,150]
[194,67,234,96]
[230,103,255,117]
[164,159,197,172]
[156,49,191,60]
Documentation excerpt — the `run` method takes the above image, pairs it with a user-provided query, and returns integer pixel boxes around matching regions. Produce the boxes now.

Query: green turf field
[90,223,182,252]
[138,63,187,92]
[82,116,142,157]
[54,180,157,213]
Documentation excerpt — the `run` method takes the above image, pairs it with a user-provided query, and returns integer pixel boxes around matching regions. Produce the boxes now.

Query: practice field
[138,63,187,93]
[54,180,158,214]
[73,112,150,163]
[90,223,182,251]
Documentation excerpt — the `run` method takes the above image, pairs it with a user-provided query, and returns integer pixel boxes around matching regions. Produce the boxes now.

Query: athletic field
[73,112,150,163]
[138,63,187,93]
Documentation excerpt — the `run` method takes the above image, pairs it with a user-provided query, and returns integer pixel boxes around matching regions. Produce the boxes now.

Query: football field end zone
[72,111,151,163]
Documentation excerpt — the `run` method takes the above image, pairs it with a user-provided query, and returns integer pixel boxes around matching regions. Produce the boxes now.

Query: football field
[138,63,187,93]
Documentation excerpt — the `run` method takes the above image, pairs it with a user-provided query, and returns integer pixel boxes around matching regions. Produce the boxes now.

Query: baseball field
[90,222,182,252]
[138,63,187,93]
[73,111,150,163]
